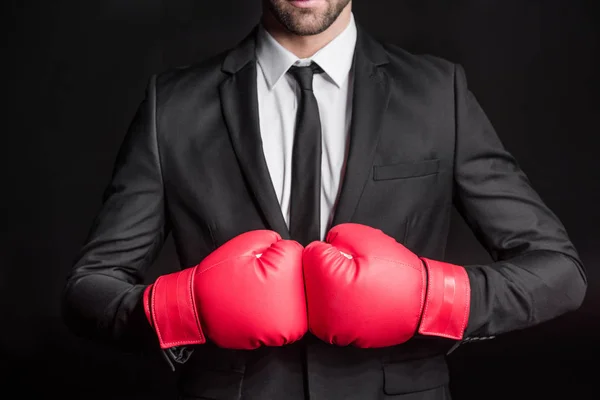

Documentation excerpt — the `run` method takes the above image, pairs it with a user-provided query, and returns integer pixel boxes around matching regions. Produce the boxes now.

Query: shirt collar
[256,13,358,89]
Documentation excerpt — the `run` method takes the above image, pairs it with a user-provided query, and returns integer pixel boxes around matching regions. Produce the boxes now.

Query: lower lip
[289,0,323,8]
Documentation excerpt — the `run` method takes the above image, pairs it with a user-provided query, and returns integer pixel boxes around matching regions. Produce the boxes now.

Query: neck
[261,5,352,59]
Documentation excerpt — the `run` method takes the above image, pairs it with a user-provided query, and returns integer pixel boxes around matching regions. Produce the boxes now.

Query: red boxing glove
[303,223,470,348]
[143,230,307,350]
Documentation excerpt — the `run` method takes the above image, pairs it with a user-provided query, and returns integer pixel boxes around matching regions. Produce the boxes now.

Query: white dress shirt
[255,13,357,240]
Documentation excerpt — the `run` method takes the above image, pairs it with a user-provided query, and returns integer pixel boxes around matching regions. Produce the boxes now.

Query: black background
[3,0,599,398]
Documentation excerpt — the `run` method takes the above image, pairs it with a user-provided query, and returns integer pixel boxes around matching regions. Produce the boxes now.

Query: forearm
[451,62,588,340]
[464,249,586,338]
[62,73,168,352]
[62,273,155,350]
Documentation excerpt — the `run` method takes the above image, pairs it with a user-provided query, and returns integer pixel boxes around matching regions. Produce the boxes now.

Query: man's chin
[288,22,329,36]
[272,13,321,35]
[267,0,341,36]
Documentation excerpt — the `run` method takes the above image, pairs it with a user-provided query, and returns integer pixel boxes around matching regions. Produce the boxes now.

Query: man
[62,1,587,399]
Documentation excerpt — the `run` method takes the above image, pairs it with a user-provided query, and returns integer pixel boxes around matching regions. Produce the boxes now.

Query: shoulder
[377,40,458,91]
[149,49,231,106]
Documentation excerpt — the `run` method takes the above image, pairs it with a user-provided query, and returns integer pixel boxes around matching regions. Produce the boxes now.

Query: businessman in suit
[62,1,587,399]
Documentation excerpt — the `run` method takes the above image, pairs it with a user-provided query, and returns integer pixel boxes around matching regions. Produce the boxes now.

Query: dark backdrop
[3,0,599,398]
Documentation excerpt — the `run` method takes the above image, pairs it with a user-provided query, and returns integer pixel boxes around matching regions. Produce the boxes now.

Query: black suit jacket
[62,24,587,400]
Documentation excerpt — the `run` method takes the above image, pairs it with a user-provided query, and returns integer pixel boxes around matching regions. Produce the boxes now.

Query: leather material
[304,223,470,347]
[418,258,470,340]
[146,230,307,350]
[145,266,204,348]
[303,223,426,348]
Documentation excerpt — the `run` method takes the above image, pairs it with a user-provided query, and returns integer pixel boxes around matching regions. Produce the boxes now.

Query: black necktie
[288,62,324,246]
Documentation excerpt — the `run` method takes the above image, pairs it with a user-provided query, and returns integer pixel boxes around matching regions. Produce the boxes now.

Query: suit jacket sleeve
[61,74,167,351]
[451,64,587,338]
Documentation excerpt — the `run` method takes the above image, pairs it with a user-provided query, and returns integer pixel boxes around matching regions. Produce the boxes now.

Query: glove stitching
[369,255,422,271]
[151,276,165,346]
[459,267,470,339]
[196,255,261,276]
[189,265,205,343]
[419,262,470,339]
[160,267,205,348]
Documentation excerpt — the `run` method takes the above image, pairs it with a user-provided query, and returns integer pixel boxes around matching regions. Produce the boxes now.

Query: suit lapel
[331,27,391,227]
[220,28,291,239]
[219,25,390,237]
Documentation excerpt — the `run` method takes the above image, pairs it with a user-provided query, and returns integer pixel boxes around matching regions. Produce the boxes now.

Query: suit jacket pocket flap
[373,159,440,181]
[383,355,449,395]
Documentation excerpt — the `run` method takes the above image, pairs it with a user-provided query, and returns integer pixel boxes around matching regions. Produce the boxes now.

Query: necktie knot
[289,62,323,91]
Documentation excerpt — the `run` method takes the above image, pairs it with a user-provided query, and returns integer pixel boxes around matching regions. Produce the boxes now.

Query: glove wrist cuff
[146,266,206,349]
[417,257,470,340]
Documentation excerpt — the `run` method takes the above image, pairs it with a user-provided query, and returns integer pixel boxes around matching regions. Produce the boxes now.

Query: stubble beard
[267,0,351,36]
